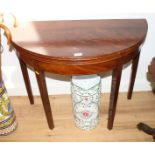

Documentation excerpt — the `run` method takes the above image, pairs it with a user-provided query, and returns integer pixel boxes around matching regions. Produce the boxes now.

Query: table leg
[127,52,140,99]
[19,58,34,105]
[107,66,122,130]
[35,70,54,129]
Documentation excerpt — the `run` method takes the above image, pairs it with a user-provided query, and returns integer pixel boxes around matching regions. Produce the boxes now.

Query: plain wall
[1,1,155,96]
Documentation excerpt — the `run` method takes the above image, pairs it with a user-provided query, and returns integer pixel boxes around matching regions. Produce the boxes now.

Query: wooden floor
[0,91,155,142]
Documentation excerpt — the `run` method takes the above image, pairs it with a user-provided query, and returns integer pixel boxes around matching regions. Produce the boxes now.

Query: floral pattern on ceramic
[0,81,17,136]
[71,75,101,130]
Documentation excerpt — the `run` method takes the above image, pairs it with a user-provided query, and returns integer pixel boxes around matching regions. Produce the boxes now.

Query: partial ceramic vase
[71,75,101,130]
[0,81,17,136]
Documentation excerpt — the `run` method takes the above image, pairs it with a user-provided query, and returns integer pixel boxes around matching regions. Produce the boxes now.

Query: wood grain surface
[11,19,147,60]
[9,19,147,75]
[0,91,155,142]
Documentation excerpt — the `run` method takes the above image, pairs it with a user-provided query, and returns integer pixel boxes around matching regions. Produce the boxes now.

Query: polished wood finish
[137,123,155,141]
[10,20,147,75]
[35,69,54,129]
[108,66,122,129]
[18,58,34,104]
[8,19,147,130]
[128,52,140,99]
[0,92,155,142]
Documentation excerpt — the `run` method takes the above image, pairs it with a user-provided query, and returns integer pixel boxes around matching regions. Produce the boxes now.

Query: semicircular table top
[10,19,147,62]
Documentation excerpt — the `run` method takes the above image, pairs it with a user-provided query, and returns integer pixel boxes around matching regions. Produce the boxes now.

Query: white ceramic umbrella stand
[71,75,101,130]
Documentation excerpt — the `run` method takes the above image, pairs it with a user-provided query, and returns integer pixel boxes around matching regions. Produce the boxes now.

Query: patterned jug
[0,81,17,135]
[71,75,101,130]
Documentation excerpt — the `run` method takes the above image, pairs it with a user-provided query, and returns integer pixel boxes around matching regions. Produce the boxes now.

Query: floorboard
[0,91,155,142]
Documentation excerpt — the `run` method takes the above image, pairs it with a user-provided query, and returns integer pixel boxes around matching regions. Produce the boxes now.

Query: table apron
[17,50,139,75]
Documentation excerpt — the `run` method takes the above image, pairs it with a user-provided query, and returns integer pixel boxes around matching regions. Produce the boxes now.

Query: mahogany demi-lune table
[7,19,147,130]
